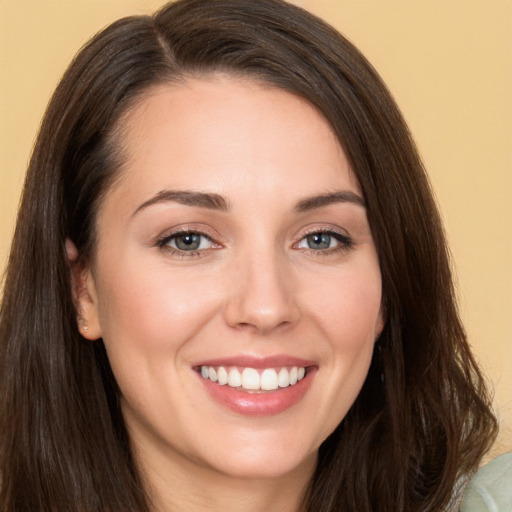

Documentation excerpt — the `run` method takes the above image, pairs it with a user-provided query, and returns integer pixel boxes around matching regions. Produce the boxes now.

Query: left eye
[164,232,213,251]
[297,232,341,250]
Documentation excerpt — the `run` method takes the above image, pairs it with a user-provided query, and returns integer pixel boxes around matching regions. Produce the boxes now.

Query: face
[76,76,383,482]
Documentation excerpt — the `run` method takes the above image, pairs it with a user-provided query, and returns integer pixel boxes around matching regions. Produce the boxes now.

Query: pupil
[308,233,330,249]
[177,233,200,250]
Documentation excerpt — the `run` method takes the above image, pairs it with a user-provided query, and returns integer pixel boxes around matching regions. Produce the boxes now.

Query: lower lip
[198,369,316,416]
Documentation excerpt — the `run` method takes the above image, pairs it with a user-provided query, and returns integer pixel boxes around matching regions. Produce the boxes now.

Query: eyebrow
[294,190,366,212]
[132,188,365,217]
[133,190,230,216]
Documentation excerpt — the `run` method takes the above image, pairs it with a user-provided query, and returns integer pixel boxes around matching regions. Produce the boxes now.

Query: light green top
[461,452,512,512]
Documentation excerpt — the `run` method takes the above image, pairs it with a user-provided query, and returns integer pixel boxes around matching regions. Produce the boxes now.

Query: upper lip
[193,354,317,369]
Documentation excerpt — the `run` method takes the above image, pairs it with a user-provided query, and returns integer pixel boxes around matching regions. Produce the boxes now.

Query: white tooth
[217,366,228,385]
[297,367,305,380]
[228,368,242,388]
[289,367,298,385]
[241,368,260,390]
[208,366,217,382]
[260,369,278,390]
[201,366,209,379]
[278,367,290,388]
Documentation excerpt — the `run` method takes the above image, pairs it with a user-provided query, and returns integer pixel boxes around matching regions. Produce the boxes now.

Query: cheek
[304,263,383,347]
[94,255,221,357]
[93,259,224,424]
[311,268,381,407]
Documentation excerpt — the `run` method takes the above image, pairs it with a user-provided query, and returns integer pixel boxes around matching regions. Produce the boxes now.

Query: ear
[374,304,386,342]
[66,239,102,340]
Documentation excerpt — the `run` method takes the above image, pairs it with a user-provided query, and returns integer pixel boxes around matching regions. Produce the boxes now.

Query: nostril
[232,318,295,336]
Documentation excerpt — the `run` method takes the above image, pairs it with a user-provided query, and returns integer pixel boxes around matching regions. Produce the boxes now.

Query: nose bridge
[224,242,298,334]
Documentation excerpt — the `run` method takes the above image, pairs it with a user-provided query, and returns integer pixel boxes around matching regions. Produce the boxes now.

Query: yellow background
[1,1,510,458]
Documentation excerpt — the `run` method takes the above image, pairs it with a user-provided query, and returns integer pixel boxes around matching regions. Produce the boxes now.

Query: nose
[223,249,300,335]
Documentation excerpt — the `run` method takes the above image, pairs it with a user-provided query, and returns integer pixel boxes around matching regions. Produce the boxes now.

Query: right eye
[157,231,215,252]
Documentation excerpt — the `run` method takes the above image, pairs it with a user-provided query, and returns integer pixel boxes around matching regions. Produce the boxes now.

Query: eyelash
[156,230,218,259]
[156,228,354,258]
[294,228,354,256]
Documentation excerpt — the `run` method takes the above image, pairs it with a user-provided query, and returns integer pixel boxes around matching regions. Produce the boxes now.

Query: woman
[0,0,497,510]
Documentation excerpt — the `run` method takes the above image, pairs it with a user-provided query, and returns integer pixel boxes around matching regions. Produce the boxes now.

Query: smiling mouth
[198,365,307,392]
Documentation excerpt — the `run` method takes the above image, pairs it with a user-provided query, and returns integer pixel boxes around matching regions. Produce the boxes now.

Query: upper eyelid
[157,225,220,242]
[295,225,351,240]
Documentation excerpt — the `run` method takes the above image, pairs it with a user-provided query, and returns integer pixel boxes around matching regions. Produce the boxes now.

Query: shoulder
[461,452,512,512]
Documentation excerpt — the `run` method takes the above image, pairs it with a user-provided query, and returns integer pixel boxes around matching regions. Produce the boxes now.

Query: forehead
[106,75,360,208]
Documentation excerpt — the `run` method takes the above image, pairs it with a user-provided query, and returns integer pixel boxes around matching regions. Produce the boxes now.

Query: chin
[201,435,318,481]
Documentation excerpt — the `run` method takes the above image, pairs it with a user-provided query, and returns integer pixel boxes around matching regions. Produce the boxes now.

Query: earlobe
[66,238,102,340]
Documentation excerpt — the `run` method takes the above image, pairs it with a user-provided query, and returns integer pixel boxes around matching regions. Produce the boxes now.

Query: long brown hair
[0,0,497,510]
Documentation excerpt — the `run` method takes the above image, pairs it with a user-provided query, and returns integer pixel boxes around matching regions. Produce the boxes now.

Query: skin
[73,75,384,512]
